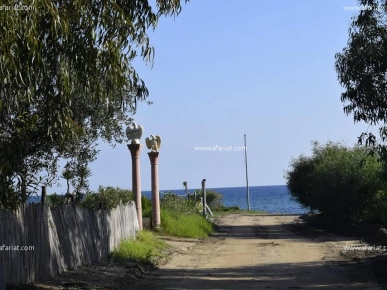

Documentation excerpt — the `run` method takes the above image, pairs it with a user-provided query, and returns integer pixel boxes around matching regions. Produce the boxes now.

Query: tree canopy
[0,0,188,208]
[335,0,387,158]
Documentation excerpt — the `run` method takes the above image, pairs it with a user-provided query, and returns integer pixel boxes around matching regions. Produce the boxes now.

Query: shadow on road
[134,214,387,290]
[213,216,356,243]
[135,258,385,290]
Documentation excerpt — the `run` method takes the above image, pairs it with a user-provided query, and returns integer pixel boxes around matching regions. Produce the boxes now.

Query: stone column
[148,152,160,229]
[128,144,143,230]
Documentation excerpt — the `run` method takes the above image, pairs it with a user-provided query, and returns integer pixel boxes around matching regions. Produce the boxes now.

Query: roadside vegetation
[110,231,169,265]
[110,189,219,265]
[46,186,256,264]
[143,192,215,238]
[159,194,213,238]
[47,185,263,241]
[146,189,264,238]
[46,186,134,209]
[286,141,387,226]
[141,195,152,217]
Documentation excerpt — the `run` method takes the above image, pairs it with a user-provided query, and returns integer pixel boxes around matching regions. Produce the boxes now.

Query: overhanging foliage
[0,0,189,208]
[335,0,387,159]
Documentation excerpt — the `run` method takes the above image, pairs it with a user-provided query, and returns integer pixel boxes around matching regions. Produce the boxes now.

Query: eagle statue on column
[145,135,162,152]
[126,122,143,144]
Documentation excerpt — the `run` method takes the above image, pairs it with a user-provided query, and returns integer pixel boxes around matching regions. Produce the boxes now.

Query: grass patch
[110,230,168,265]
[160,209,213,238]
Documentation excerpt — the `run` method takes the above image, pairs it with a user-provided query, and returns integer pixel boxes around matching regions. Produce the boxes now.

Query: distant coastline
[26,185,303,214]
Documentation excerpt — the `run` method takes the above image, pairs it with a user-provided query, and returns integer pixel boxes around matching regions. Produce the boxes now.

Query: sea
[143,185,308,214]
[28,185,308,214]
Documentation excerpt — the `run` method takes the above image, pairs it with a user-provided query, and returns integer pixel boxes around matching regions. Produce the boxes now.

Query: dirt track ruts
[133,214,384,290]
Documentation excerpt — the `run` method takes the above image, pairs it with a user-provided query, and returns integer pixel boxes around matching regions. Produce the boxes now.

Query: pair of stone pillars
[126,124,161,230]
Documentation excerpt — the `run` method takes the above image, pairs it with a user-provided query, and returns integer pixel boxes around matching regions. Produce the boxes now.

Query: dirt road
[134,214,385,290]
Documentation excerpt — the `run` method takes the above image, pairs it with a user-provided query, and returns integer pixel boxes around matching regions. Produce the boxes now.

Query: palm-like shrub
[81,186,134,209]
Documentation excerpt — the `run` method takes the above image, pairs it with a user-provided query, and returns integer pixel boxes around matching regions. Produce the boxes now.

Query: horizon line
[144,184,287,192]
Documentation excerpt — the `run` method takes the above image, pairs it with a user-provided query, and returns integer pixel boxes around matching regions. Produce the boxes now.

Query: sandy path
[134,214,383,290]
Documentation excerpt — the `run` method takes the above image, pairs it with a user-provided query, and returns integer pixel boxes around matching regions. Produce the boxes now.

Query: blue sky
[61,0,371,192]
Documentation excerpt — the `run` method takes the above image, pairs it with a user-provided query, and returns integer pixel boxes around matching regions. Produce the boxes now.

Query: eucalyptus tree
[0,0,189,208]
[335,0,387,160]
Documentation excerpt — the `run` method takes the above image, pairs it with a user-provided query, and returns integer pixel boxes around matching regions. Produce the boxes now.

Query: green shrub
[284,155,319,211]
[81,186,134,209]
[192,189,223,210]
[142,195,152,217]
[363,190,387,226]
[286,141,384,222]
[160,193,198,216]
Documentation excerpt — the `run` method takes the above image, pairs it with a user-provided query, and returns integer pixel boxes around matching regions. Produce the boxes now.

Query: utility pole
[244,134,250,210]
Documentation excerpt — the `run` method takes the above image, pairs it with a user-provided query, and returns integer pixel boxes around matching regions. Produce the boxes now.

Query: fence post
[201,179,207,217]
[41,186,46,205]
